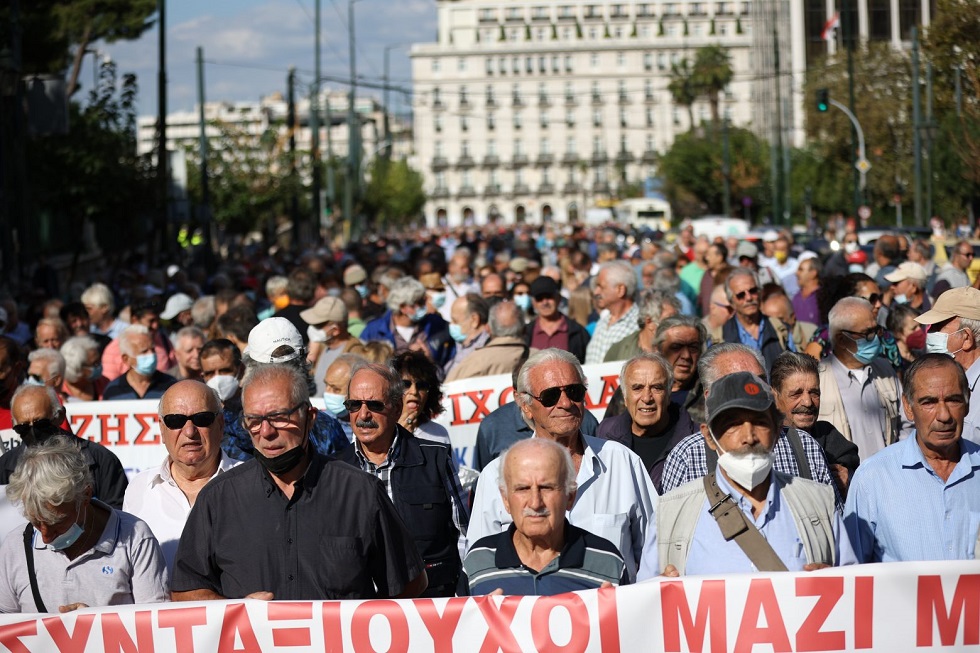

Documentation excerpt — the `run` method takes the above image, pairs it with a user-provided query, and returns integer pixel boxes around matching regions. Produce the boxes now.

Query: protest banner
[0,562,975,652]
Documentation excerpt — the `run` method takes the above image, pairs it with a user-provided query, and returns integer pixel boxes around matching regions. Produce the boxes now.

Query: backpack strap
[786,427,813,481]
[22,524,47,613]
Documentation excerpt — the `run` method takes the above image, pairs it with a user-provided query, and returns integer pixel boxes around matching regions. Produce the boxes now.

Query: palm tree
[692,45,733,124]
[668,59,697,129]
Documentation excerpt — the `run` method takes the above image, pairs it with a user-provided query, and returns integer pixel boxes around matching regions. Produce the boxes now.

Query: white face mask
[926,329,965,357]
[206,374,240,402]
[307,324,328,344]
[710,429,774,490]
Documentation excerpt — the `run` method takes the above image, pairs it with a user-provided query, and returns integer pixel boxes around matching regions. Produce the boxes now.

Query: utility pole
[383,45,394,159]
[288,67,299,245]
[345,0,359,243]
[310,0,322,246]
[195,46,213,261]
[925,62,934,222]
[771,25,783,226]
[156,0,169,264]
[325,98,336,216]
[721,116,732,217]
[911,28,923,227]
[841,0,860,215]
[782,96,792,224]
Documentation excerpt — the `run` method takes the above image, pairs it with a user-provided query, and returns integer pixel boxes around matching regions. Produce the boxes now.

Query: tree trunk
[65,23,94,98]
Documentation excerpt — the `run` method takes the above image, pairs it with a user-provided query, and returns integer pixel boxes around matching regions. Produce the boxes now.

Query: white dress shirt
[123,453,239,574]
[466,433,657,581]
[963,357,980,446]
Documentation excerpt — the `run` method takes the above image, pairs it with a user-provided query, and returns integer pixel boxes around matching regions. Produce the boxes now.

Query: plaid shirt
[354,434,400,503]
[660,426,844,513]
[585,303,640,364]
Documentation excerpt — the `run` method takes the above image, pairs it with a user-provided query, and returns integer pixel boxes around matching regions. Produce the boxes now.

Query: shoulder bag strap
[705,445,719,474]
[786,428,812,480]
[22,524,47,613]
[702,473,788,572]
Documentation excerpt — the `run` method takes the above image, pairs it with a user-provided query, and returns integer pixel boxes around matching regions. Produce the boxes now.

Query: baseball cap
[343,264,367,286]
[735,241,758,260]
[300,297,347,325]
[884,262,927,284]
[705,371,775,429]
[916,287,980,324]
[160,293,194,320]
[509,257,530,273]
[529,276,560,297]
[762,230,780,243]
[419,272,446,291]
[245,317,304,363]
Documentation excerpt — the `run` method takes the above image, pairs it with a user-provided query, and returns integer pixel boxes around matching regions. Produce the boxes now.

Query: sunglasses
[857,293,882,305]
[533,293,557,302]
[734,287,760,301]
[163,411,219,430]
[526,383,587,407]
[344,399,387,413]
[959,251,975,258]
[12,419,57,437]
[402,378,431,392]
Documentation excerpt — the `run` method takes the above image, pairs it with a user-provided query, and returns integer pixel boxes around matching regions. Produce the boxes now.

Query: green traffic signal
[816,89,830,112]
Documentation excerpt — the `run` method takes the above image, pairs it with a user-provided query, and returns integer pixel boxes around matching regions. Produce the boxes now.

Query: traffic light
[816,89,830,112]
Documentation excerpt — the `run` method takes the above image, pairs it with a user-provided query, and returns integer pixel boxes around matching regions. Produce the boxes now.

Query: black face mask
[252,415,310,477]
[12,419,65,447]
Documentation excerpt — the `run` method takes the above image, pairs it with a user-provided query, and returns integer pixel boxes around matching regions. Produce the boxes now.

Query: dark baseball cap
[705,371,775,428]
[529,276,560,298]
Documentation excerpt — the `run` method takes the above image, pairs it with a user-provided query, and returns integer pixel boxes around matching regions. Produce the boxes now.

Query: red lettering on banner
[96,414,127,446]
[268,602,313,648]
[462,391,494,425]
[70,414,93,439]
[157,607,208,652]
[584,376,619,411]
[415,598,466,653]
[217,603,261,653]
[734,579,790,653]
[530,594,589,653]
[0,620,38,653]
[916,574,980,647]
[101,610,154,652]
[499,387,514,405]
[449,394,466,426]
[321,601,344,653]
[597,585,621,652]
[475,595,523,653]
[133,414,161,445]
[43,613,95,652]
[795,577,845,652]
[350,600,409,653]
[854,576,873,648]
[661,579,727,652]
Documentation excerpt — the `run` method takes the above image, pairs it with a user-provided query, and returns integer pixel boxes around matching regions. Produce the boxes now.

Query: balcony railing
[431,157,449,170]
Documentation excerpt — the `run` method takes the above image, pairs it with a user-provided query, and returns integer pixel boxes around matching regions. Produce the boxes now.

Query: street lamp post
[344,0,361,244]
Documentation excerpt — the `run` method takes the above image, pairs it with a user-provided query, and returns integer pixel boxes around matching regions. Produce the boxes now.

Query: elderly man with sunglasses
[721,268,789,374]
[466,348,657,581]
[336,362,469,597]
[818,297,909,462]
[123,380,238,575]
[171,364,428,601]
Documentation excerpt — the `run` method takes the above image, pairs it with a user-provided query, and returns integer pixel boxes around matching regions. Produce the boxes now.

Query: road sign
[856,158,872,173]
[858,205,872,220]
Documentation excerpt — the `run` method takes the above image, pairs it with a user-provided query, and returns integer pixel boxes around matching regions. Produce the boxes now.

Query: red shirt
[530,316,570,352]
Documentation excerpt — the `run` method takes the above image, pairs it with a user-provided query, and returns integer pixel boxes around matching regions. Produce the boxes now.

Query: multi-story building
[411,0,757,226]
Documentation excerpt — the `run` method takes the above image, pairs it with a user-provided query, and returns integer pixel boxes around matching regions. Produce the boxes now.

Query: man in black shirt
[171,364,427,601]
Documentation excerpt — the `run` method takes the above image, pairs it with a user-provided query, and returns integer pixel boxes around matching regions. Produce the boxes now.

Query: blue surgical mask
[322,392,348,418]
[513,294,531,311]
[411,306,428,323]
[893,294,909,305]
[449,323,467,343]
[848,335,882,365]
[47,505,85,551]
[356,284,369,299]
[135,352,157,376]
[430,291,447,309]
[89,364,103,380]
[926,329,965,357]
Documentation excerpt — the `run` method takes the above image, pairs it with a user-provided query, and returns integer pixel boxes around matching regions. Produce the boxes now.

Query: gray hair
[958,316,980,343]
[769,351,819,393]
[241,364,310,414]
[515,348,586,408]
[637,289,682,330]
[651,267,681,294]
[11,385,64,424]
[497,438,578,495]
[28,348,66,381]
[175,325,206,345]
[902,353,970,405]
[461,293,490,326]
[652,251,678,270]
[828,297,873,342]
[724,268,761,302]
[60,335,100,384]
[599,260,638,300]
[35,318,68,343]
[377,269,404,290]
[489,301,525,338]
[119,324,151,358]
[348,361,405,407]
[698,343,766,391]
[265,275,288,298]
[191,296,216,329]
[620,352,674,398]
[653,314,707,350]
[157,380,223,418]
[80,282,115,313]
[386,277,426,312]
[6,435,93,526]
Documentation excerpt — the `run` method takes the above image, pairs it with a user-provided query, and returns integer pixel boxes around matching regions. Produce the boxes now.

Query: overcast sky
[101,0,437,118]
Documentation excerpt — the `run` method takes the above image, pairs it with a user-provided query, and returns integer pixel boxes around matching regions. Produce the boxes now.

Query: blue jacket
[360,310,456,370]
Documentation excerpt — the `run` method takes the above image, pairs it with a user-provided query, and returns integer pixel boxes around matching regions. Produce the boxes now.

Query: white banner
[0,562,976,651]
[57,363,625,475]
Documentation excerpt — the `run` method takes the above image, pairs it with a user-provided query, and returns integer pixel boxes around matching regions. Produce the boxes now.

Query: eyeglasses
[343,399,387,414]
[12,419,57,437]
[402,378,431,392]
[842,325,883,341]
[856,293,882,305]
[712,301,733,311]
[734,287,760,301]
[959,250,975,259]
[163,411,219,430]
[525,383,587,407]
[240,402,307,434]
[533,294,557,303]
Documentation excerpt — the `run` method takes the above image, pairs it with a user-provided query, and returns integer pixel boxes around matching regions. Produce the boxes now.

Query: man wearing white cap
[301,297,357,396]
[916,286,980,445]
[884,262,931,313]
[161,293,195,330]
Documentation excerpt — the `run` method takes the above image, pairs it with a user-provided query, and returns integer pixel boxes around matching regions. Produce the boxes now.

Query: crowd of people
[0,219,977,612]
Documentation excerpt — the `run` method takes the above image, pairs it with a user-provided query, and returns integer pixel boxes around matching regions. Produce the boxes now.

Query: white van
[689,216,750,240]
[615,197,672,231]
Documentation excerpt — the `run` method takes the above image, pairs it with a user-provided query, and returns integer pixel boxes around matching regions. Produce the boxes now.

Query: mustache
[791,405,817,416]
[355,419,379,429]
[730,443,771,457]
[522,507,551,517]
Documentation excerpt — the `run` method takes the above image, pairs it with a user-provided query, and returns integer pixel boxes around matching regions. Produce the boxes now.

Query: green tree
[692,45,733,123]
[362,158,426,229]
[668,59,697,128]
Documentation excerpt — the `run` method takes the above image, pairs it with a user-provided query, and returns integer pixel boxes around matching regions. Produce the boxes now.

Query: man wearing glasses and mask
[123,380,238,575]
[818,297,909,462]
[171,364,427,601]
[0,384,128,509]
[336,362,469,597]
[720,268,788,374]
[466,348,657,581]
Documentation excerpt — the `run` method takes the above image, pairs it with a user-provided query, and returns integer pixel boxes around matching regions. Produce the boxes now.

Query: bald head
[489,301,525,338]
[11,385,62,425]
[159,379,222,417]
